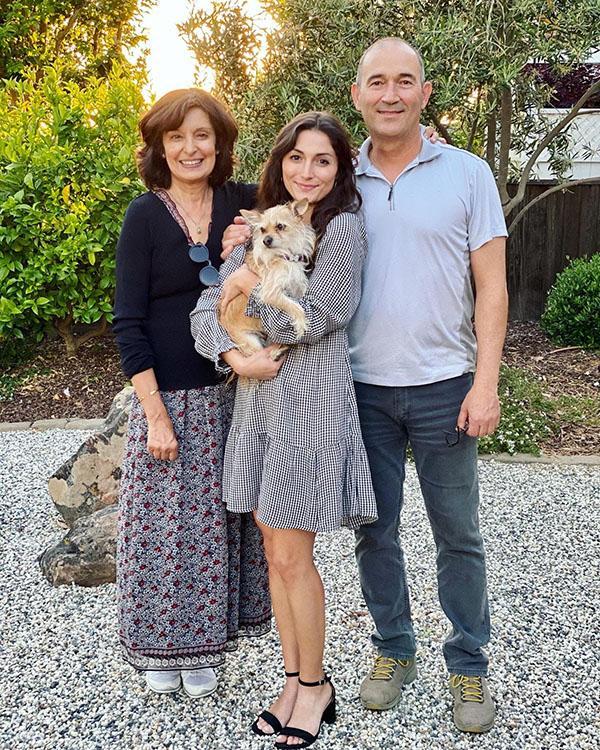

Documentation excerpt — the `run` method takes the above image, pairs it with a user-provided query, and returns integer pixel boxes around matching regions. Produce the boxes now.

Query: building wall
[527,109,600,180]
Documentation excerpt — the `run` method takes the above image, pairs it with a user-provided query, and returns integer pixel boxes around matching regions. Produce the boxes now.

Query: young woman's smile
[282,129,339,207]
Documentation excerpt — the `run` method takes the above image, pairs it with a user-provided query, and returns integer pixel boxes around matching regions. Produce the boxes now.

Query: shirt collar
[355,132,443,177]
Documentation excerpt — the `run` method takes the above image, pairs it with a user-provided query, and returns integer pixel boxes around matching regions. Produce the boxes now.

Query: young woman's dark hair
[257,111,361,239]
[137,88,238,189]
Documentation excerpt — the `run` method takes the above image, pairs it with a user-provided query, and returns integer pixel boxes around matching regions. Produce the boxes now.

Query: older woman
[112,89,271,698]
[191,112,378,748]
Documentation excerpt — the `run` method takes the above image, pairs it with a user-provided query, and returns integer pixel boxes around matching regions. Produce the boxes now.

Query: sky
[141,0,270,100]
[140,3,599,101]
[141,0,203,99]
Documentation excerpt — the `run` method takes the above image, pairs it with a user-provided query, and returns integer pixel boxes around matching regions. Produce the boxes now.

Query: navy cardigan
[113,182,256,390]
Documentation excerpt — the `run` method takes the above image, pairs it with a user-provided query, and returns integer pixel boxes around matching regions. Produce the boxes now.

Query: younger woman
[191,112,377,747]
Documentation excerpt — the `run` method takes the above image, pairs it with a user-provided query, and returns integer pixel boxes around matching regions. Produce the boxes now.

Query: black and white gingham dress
[191,212,378,533]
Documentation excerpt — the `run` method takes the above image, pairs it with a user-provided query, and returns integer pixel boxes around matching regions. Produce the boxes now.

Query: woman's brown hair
[257,111,361,239]
[137,89,238,189]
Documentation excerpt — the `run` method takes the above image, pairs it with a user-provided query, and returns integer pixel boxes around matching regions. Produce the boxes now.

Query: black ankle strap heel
[250,669,300,737]
[298,675,329,687]
[275,674,336,749]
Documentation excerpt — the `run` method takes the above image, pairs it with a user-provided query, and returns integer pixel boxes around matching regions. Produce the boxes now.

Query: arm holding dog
[221,345,284,379]
[220,263,260,310]
[245,213,366,346]
[190,245,283,380]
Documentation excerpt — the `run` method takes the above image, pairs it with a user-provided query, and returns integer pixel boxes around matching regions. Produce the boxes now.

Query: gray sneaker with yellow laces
[449,674,495,732]
[359,655,417,710]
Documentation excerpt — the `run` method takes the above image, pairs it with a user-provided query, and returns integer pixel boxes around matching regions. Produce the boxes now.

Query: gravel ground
[1,430,599,750]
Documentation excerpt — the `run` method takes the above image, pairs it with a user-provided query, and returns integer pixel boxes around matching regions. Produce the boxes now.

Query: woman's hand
[221,216,252,259]
[146,411,179,461]
[424,125,446,144]
[222,345,285,380]
[220,264,260,310]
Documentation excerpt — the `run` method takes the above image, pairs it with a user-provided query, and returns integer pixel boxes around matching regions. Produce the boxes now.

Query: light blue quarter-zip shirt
[348,137,507,387]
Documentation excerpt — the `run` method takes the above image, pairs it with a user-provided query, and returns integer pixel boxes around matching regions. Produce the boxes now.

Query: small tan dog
[219,199,316,359]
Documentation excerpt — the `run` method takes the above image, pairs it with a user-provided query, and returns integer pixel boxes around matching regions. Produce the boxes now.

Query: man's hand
[220,264,260,310]
[457,384,500,437]
[146,412,179,461]
[221,216,252,259]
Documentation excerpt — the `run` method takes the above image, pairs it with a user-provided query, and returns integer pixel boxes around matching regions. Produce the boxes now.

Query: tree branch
[508,177,600,233]
[466,87,482,152]
[54,10,81,56]
[497,86,512,205]
[485,112,497,172]
[429,111,453,145]
[504,78,600,215]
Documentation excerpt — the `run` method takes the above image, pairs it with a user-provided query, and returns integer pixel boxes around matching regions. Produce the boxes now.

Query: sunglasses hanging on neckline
[189,243,220,286]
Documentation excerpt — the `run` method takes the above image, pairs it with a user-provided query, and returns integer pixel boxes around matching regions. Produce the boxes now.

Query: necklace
[168,187,213,238]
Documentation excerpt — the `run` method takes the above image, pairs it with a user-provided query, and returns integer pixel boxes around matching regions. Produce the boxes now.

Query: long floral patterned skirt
[117,384,271,671]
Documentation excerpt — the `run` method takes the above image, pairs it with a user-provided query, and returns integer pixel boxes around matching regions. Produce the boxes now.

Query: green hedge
[0,66,145,354]
[540,253,600,350]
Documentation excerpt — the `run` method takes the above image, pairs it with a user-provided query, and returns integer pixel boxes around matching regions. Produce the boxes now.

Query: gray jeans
[354,374,490,676]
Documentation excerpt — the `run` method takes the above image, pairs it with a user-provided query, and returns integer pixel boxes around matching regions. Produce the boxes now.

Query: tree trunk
[485,112,496,172]
[497,86,512,207]
[54,314,108,357]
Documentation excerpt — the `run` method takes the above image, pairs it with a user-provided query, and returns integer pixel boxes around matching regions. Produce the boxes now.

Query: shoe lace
[450,675,484,703]
[370,656,411,681]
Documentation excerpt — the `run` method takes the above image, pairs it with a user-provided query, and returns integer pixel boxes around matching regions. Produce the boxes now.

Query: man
[348,38,508,733]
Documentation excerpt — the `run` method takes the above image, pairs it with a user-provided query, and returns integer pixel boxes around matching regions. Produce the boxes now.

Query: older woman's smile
[163,108,217,186]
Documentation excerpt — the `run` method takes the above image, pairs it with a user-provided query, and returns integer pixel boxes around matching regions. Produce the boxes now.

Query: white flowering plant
[479,365,556,455]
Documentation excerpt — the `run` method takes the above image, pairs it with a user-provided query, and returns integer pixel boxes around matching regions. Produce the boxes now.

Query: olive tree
[182,0,600,227]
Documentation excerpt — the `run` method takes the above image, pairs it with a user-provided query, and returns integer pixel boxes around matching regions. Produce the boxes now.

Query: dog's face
[240,200,314,264]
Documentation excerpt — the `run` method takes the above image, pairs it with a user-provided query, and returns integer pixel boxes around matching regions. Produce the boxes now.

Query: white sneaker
[145,669,181,693]
[181,668,218,698]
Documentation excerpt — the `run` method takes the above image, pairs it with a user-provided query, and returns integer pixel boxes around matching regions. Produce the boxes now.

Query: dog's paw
[270,346,288,361]
[293,319,307,339]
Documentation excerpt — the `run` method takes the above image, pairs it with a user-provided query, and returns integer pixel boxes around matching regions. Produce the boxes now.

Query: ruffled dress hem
[223,428,378,533]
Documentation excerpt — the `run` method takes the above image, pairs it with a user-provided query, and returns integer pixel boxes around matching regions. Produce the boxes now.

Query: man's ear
[239,209,261,226]
[291,198,310,217]
[351,82,361,110]
[421,81,433,109]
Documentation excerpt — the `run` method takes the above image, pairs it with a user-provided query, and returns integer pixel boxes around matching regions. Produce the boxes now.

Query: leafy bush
[479,365,556,455]
[0,66,145,354]
[540,253,600,350]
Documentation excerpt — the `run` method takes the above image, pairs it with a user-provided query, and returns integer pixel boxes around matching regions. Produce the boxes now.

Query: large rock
[47,386,133,527]
[39,506,117,586]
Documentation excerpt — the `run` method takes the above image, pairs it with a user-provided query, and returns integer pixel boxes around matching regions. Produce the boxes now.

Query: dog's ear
[291,198,310,218]
[240,209,261,226]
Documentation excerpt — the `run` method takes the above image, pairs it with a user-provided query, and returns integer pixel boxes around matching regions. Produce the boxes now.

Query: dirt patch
[503,322,600,455]
[1,324,598,455]
[0,335,125,423]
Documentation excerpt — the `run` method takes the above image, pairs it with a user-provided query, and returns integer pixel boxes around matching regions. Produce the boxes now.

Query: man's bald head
[355,38,426,86]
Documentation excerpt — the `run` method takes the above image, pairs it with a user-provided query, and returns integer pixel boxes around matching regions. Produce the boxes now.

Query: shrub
[0,66,145,354]
[540,253,600,350]
[479,365,556,455]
